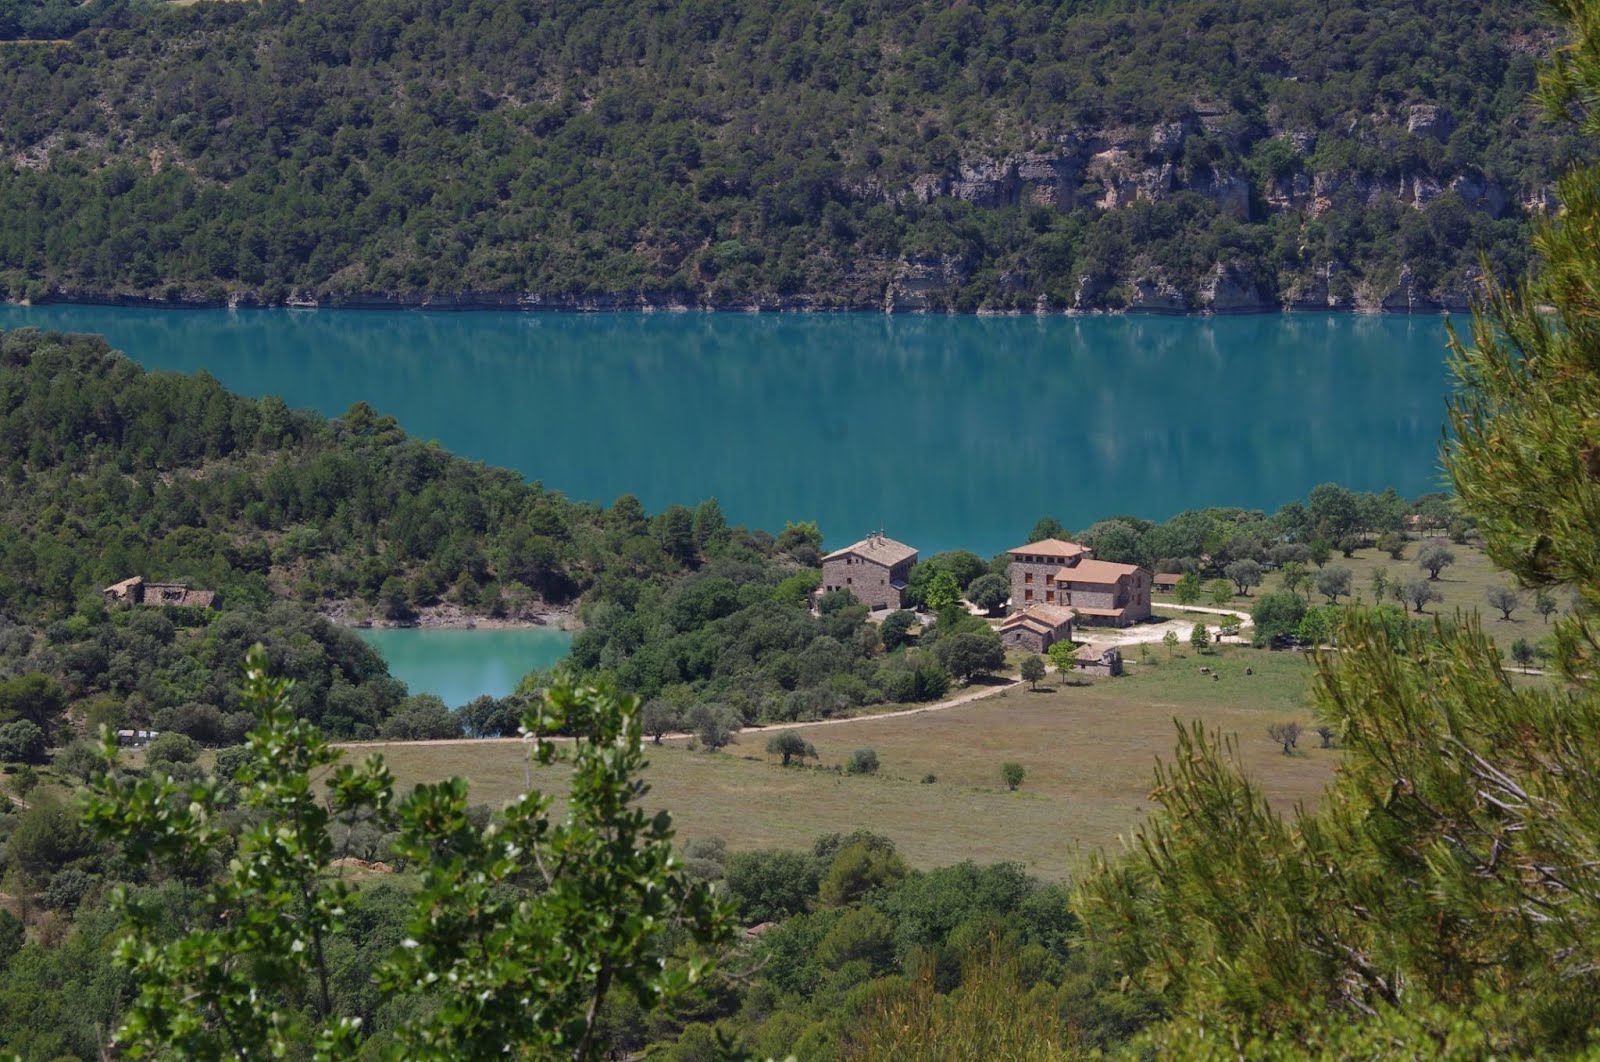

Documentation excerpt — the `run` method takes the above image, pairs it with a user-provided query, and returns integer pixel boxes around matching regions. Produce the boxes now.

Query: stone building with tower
[1005,538,1152,626]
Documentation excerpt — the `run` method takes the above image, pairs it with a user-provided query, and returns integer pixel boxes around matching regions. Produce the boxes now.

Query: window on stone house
[1025,590,1033,602]
[1024,573,1033,584]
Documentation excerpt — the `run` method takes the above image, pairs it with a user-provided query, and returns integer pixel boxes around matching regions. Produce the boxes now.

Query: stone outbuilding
[997,604,1075,654]
[1071,643,1124,678]
[819,533,918,611]
[103,577,219,610]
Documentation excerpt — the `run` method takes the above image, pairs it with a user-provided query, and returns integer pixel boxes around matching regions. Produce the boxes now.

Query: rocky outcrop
[1200,262,1272,313]
[1125,272,1188,313]
[1194,169,1251,218]
[883,255,968,313]
[1407,104,1455,141]
[1284,262,1354,311]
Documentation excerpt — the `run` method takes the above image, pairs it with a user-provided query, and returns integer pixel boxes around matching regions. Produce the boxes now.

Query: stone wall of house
[1063,583,1119,610]
[1001,626,1049,654]
[821,555,903,610]
[1010,557,1069,609]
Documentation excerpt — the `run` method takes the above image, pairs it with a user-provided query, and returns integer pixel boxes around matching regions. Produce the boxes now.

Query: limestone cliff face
[839,102,1534,314]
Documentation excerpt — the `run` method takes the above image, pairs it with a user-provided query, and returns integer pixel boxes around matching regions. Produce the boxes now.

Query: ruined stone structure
[1071,643,1124,677]
[103,576,219,610]
[819,533,918,611]
[997,605,1074,654]
[1006,539,1153,626]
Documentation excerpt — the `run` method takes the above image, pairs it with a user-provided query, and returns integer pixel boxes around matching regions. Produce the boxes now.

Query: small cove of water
[354,627,575,706]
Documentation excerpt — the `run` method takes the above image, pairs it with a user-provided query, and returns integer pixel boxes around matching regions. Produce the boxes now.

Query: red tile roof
[1007,538,1090,559]
[1056,558,1145,584]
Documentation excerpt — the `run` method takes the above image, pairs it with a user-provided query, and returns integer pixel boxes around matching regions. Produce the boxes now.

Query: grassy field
[1156,539,1567,661]
[374,645,1336,882]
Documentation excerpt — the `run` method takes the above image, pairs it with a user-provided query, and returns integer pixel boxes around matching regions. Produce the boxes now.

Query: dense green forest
[0,0,1576,311]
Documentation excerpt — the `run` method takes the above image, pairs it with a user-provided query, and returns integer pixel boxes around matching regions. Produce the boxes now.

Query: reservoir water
[354,627,575,706]
[0,305,1457,556]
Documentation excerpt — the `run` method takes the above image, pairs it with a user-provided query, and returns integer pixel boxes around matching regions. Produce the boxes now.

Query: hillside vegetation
[0,0,1575,311]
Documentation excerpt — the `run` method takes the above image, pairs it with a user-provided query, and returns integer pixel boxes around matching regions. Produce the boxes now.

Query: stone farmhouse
[1006,538,1153,626]
[819,533,918,611]
[998,604,1074,653]
[103,576,219,610]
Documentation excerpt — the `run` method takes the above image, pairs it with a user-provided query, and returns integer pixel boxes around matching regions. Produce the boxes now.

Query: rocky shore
[321,599,582,632]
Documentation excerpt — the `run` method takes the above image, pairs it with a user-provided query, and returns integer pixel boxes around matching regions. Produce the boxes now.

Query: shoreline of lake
[2,294,1471,318]
[323,599,582,633]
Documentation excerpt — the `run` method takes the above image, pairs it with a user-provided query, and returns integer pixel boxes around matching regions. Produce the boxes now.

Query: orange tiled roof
[1056,558,1146,584]
[1007,538,1090,559]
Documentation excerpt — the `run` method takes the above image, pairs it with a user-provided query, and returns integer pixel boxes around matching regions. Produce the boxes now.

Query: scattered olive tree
[1417,541,1456,580]
[766,731,817,766]
[1267,720,1303,756]
[1486,585,1521,620]
[848,748,880,775]
[1001,763,1026,791]
[1401,578,1443,614]
[1316,566,1353,604]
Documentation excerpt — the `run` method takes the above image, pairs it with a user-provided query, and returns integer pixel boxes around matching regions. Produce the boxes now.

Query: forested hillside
[0,326,736,737]
[0,0,1574,312]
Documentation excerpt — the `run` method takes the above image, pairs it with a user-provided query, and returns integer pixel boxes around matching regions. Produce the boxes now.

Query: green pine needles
[84,645,730,1059]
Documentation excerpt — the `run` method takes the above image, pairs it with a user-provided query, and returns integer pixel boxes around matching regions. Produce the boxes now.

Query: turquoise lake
[0,305,1457,557]
[354,627,575,706]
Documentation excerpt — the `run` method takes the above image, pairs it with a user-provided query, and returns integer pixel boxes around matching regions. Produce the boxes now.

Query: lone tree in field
[1267,720,1302,756]
[1162,629,1181,658]
[1401,578,1443,614]
[1417,541,1456,580]
[1176,571,1202,604]
[766,731,817,767]
[1001,762,1026,791]
[1511,639,1537,673]
[1370,567,1390,602]
[1377,531,1407,560]
[641,700,682,745]
[1487,585,1522,620]
[1536,589,1558,624]
[689,703,740,752]
[1208,580,1234,606]
[1020,655,1047,690]
[1225,559,1264,596]
[847,748,880,775]
[1048,639,1080,679]
[1190,621,1210,653]
[1315,725,1336,749]
[1316,565,1353,604]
